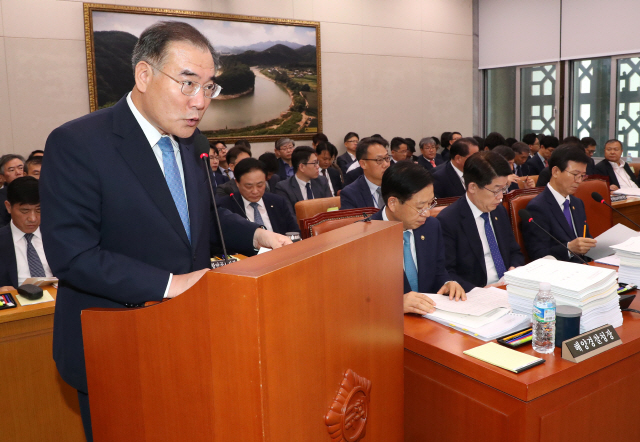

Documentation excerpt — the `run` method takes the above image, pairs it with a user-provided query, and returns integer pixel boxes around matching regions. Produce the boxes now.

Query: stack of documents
[611,237,640,285]
[504,259,622,333]
[423,287,530,341]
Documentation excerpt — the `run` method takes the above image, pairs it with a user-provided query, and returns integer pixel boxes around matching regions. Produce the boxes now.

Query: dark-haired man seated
[340,137,390,210]
[437,152,524,291]
[316,142,343,197]
[0,154,25,227]
[0,177,53,292]
[372,162,465,314]
[432,137,479,199]
[522,146,596,262]
[215,146,251,197]
[525,135,558,175]
[218,158,299,237]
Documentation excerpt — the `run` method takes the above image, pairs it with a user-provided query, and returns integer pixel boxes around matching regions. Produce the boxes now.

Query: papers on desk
[611,237,640,286]
[504,259,623,333]
[425,287,510,315]
[585,224,640,261]
[595,255,621,267]
[22,277,58,287]
[613,187,640,197]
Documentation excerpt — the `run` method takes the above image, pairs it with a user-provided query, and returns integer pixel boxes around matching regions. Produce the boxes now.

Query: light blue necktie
[480,212,506,279]
[249,202,264,227]
[403,231,419,292]
[158,136,191,243]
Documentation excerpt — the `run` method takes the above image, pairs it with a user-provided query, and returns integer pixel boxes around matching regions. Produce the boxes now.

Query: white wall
[0,0,474,158]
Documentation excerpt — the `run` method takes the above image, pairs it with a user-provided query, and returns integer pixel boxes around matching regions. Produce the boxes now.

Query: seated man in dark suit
[371,162,465,315]
[216,146,251,196]
[258,152,281,192]
[0,177,54,291]
[511,142,531,176]
[580,136,598,175]
[389,137,409,165]
[437,152,525,291]
[525,135,558,175]
[340,136,390,210]
[432,137,479,198]
[343,167,363,186]
[0,154,25,227]
[493,145,535,191]
[595,139,639,191]
[316,141,343,197]
[522,133,540,158]
[275,137,295,180]
[523,146,597,262]
[208,142,229,189]
[218,158,299,237]
[211,140,230,178]
[535,142,590,187]
[336,132,359,175]
[275,145,332,213]
[440,131,462,161]
[417,137,444,171]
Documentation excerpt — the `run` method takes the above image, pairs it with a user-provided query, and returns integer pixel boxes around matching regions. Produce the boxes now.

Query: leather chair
[505,188,544,263]
[294,197,340,223]
[573,177,612,238]
[300,208,379,239]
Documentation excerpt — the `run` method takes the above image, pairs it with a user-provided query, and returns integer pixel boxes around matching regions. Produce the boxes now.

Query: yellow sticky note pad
[463,342,545,373]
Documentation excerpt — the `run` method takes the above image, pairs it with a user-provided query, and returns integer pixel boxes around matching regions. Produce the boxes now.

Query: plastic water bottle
[627,152,633,164]
[532,282,556,354]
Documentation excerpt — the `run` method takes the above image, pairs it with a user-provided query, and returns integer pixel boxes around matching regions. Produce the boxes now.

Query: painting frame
[83,3,322,143]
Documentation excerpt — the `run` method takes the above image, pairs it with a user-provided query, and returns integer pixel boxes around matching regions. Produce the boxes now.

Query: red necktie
[544,160,548,168]
[430,160,436,167]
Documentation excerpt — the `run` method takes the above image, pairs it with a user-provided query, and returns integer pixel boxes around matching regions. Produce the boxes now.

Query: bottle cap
[539,282,551,291]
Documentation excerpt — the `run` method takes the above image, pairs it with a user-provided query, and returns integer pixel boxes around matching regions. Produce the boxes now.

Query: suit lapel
[490,208,511,266]
[447,163,465,194]
[5,228,18,288]
[544,188,575,238]
[569,196,586,235]
[290,176,304,202]
[263,196,280,233]
[459,199,486,275]
[358,177,375,207]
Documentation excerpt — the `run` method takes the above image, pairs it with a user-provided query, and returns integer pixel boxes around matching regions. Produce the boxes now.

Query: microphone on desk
[194,133,233,266]
[519,209,588,264]
[355,212,373,223]
[591,192,640,230]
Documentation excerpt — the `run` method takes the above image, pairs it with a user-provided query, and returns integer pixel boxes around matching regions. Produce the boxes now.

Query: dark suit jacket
[209,169,229,188]
[321,167,343,196]
[432,162,466,198]
[0,225,18,288]
[336,152,356,176]
[417,154,444,171]
[340,175,379,210]
[344,167,363,185]
[595,159,639,188]
[0,187,9,227]
[536,167,551,187]
[40,96,260,393]
[437,197,525,291]
[216,179,239,197]
[277,158,294,181]
[218,192,299,235]
[441,148,450,162]
[587,158,597,176]
[525,154,546,175]
[371,210,450,293]
[274,174,332,213]
[523,186,591,263]
[513,162,534,177]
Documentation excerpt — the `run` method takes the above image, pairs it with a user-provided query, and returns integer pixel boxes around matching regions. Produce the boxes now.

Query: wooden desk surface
[0,285,57,324]
[404,274,640,402]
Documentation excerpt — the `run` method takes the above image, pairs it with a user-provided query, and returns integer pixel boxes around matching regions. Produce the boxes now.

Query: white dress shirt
[320,168,335,196]
[127,92,190,298]
[466,194,499,285]
[295,174,313,200]
[452,163,466,189]
[364,176,382,208]
[242,196,273,232]
[610,160,638,189]
[382,207,416,271]
[11,222,53,285]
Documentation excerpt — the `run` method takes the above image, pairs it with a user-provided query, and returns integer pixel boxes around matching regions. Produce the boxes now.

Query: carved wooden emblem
[325,369,371,442]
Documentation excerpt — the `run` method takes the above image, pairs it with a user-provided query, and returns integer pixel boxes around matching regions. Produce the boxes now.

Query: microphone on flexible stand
[519,209,587,264]
[591,192,640,230]
[229,192,249,221]
[356,212,373,223]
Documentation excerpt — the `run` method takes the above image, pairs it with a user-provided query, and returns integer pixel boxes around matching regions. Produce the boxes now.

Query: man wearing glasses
[371,162,465,315]
[275,146,332,213]
[432,138,480,199]
[274,137,296,180]
[340,137,391,210]
[437,152,524,292]
[522,146,596,263]
[416,137,443,171]
[40,21,290,441]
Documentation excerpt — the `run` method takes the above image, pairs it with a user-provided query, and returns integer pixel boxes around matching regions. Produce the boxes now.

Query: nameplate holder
[561,325,622,363]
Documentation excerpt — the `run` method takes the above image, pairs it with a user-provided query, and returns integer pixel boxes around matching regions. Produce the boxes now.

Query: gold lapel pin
[271,205,274,208]
[494,216,498,221]
[572,206,575,210]
[421,235,425,240]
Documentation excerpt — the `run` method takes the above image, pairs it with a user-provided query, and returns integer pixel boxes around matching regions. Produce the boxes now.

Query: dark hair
[371,133,383,138]
[211,139,226,148]
[433,136,441,146]
[473,136,485,150]
[511,142,530,155]
[0,154,25,175]
[548,144,590,172]
[405,138,416,153]
[540,135,560,149]
[561,136,581,145]
[344,132,359,143]
[226,146,251,165]
[234,139,251,150]
[522,133,538,145]
[381,161,434,205]
[292,146,316,171]
[355,136,389,161]
[7,176,39,206]
[463,151,512,188]
[258,152,280,174]
[390,137,407,151]
[484,132,506,150]
[580,137,597,148]
[28,150,44,160]
[440,132,452,148]
[605,139,622,149]
[449,140,471,159]
[493,145,515,161]
[505,137,517,147]
[316,141,338,158]
[312,133,329,145]
[209,144,219,156]
[233,158,267,182]
[25,157,42,174]
[131,21,219,72]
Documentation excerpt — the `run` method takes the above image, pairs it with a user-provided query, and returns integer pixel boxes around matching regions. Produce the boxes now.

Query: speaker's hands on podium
[404,292,436,315]
[166,268,209,299]
[437,281,466,301]
[252,228,292,250]
[568,237,597,255]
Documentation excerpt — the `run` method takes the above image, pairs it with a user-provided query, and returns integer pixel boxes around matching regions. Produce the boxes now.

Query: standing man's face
[134,41,216,139]
[3,159,24,183]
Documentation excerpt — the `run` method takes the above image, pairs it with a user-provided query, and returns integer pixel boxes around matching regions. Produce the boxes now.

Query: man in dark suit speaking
[39,22,290,442]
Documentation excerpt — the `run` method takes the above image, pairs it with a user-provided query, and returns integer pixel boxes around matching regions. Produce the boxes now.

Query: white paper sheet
[424,286,510,316]
[586,224,640,260]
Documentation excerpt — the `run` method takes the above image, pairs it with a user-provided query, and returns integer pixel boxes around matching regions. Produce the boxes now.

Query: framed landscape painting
[84,4,322,142]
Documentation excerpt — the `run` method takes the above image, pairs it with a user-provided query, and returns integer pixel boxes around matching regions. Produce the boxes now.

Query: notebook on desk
[463,342,545,373]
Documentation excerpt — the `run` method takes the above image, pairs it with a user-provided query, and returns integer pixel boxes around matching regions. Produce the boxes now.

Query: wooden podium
[81,221,404,442]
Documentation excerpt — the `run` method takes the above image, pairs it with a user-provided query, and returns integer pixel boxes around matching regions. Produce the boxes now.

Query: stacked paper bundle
[611,237,640,286]
[504,259,622,333]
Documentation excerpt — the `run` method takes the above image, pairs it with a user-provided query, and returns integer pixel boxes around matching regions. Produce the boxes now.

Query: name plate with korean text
[561,325,622,363]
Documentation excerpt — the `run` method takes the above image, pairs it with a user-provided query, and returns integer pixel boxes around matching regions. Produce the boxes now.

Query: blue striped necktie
[158,136,191,243]
[24,233,45,277]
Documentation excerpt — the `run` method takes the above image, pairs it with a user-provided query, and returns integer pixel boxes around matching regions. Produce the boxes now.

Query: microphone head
[200,152,209,159]
[194,133,210,160]
[518,209,532,222]
[229,193,234,196]
[591,191,604,203]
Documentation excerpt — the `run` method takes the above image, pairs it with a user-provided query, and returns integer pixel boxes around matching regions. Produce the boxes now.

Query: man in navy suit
[416,137,443,171]
[525,135,558,175]
[580,137,598,176]
[208,142,229,188]
[39,22,290,442]
[493,145,535,191]
[432,137,479,199]
[511,142,531,176]
[275,137,295,180]
[523,146,597,262]
[218,158,299,238]
[389,137,409,165]
[275,145,332,213]
[0,154,25,227]
[215,146,251,197]
[371,162,465,315]
[437,152,525,291]
[316,142,343,196]
[336,132,359,175]
[341,137,390,210]
[595,139,639,190]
